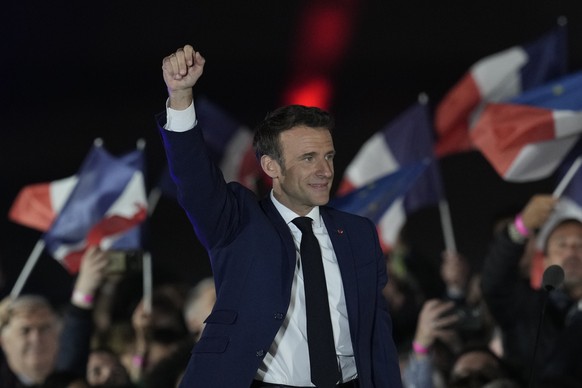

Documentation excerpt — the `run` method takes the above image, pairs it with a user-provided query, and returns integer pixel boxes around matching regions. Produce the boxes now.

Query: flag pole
[418,91,458,253]
[438,199,457,253]
[142,251,153,314]
[10,239,45,299]
[553,156,582,198]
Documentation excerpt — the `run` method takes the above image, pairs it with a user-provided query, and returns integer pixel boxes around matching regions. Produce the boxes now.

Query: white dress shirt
[255,193,356,385]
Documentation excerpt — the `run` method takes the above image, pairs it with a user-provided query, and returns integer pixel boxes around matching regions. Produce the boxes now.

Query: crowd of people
[0,245,216,388]
[2,192,581,388]
[2,44,582,387]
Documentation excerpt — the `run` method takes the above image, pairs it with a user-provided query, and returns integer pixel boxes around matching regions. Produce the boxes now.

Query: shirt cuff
[164,99,197,132]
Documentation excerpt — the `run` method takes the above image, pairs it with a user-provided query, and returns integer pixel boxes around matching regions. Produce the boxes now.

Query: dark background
[2,0,582,304]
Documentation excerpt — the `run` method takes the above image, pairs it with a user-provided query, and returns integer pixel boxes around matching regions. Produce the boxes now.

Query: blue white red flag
[470,70,582,182]
[9,176,79,232]
[197,96,269,194]
[42,144,147,273]
[156,97,270,199]
[330,161,428,233]
[435,22,567,156]
[337,99,442,250]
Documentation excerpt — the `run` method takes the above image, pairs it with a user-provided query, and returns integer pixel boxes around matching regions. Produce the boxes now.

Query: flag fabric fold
[471,70,582,182]
[197,96,268,194]
[41,144,147,273]
[435,23,568,156]
[330,160,429,222]
[337,100,441,250]
[156,96,270,199]
[9,176,79,231]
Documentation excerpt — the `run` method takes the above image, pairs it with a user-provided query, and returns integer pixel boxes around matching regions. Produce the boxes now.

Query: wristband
[412,341,430,355]
[132,354,144,367]
[514,214,530,237]
[72,290,94,306]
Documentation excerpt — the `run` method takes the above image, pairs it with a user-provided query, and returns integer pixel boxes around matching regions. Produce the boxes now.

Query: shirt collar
[270,190,321,228]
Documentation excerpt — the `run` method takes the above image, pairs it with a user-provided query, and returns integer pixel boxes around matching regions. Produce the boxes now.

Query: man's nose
[316,159,333,177]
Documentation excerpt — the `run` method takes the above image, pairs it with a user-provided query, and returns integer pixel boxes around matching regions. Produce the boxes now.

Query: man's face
[0,307,60,384]
[545,222,582,289]
[266,126,334,216]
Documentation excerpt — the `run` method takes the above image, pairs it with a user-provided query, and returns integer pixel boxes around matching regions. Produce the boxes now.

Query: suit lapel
[321,208,360,337]
[260,197,297,289]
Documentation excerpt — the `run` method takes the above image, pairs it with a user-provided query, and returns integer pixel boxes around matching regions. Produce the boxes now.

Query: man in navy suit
[158,44,402,388]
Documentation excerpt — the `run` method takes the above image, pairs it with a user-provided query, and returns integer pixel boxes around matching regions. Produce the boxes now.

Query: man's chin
[314,196,330,206]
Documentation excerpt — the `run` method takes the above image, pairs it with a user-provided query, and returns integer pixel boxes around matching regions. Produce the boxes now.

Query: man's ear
[260,155,280,179]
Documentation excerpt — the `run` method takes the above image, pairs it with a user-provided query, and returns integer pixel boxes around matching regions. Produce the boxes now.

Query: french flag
[330,161,429,250]
[196,96,269,194]
[9,175,79,232]
[337,99,441,250]
[10,143,148,273]
[435,21,567,157]
[470,70,582,182]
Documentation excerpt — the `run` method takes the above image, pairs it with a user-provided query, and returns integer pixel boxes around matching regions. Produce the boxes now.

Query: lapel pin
[337,228,344,235]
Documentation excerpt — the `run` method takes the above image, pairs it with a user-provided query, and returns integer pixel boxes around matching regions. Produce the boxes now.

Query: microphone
[541,264,565,291]
[529,264,564,388]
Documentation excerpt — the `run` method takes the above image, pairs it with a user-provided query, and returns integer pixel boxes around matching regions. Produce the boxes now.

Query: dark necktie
[292,217,340,388]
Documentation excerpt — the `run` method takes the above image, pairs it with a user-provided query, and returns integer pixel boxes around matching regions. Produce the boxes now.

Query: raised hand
[161,45,206,110]
[72,246,109,308]
[413,299,459,351]
[521,194,557,231]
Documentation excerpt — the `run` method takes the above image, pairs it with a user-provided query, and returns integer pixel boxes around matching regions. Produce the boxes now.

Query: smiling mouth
[310,183,329,190]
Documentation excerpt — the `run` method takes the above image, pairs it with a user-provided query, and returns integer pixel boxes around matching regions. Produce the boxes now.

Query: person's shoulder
[323,206,374,226]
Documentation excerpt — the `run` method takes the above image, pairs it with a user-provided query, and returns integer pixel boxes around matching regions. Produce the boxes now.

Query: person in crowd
[0,246,118,388]
[447,347,515,388]
[402,298,516,388]
[55,247,110,381]
[401,247,497,388]
[401,298,460,388]
[86,348,132,387]
[481,193,582,385]
[382,237,425,357]
[119,287,190,385]
[156,44,401,387]
[182,277,216,341]
[0,295,62,387]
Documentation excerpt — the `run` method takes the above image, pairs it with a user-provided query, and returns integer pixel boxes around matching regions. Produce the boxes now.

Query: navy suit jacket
[159,117,402,388]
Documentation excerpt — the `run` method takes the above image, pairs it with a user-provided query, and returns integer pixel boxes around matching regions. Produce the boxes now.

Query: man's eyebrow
[299,151,317,158]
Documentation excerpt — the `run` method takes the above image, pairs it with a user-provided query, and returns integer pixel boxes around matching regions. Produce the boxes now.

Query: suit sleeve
[157,114,244,250]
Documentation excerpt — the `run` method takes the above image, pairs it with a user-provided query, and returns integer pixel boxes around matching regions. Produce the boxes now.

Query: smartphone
[106,250,143,274]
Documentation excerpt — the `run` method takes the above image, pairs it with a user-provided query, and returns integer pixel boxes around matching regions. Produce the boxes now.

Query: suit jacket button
[273,312,284,320]
[256,349,265,357]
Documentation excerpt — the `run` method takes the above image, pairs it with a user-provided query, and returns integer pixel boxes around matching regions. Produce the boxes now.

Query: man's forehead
[8,307,56,325]
[281,126,334,149]
[548,222,582,240]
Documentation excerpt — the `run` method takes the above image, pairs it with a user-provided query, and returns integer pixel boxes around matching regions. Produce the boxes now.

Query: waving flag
[471,70,582,182]
[197,96,269,194]
[42,144,147,273]
[331,161,428,246]
[9,176,79,231]
[337,99,442,250]
[435,21,567,156]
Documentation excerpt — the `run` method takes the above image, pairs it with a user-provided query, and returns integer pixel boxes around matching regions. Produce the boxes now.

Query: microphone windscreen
[542,264,565,291]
